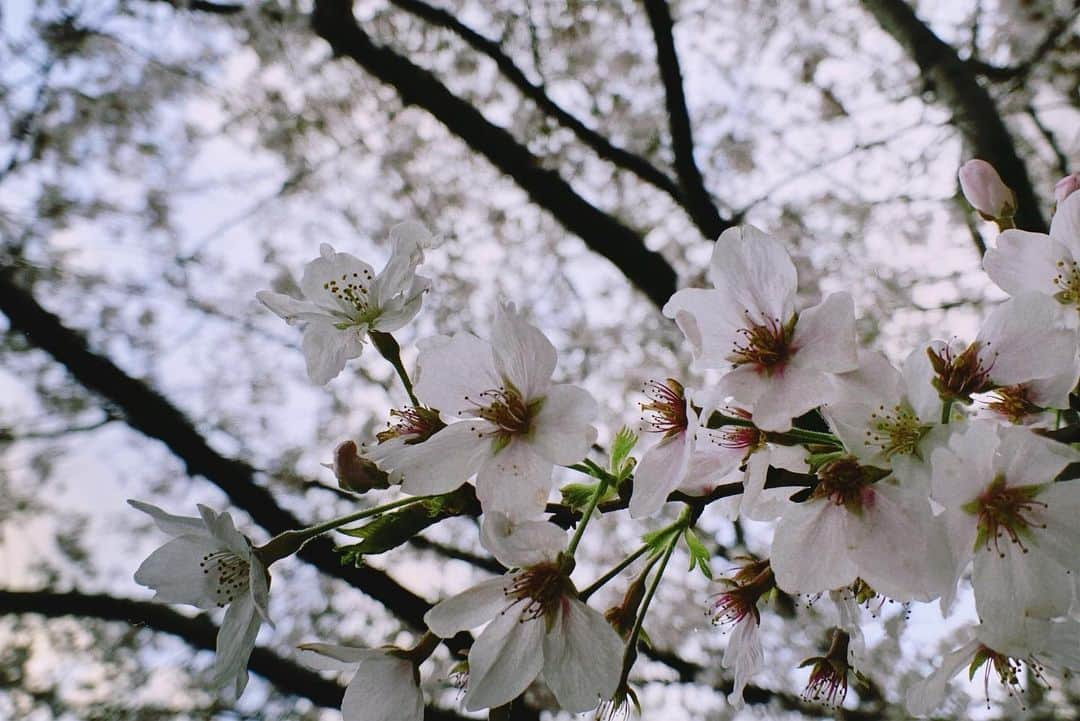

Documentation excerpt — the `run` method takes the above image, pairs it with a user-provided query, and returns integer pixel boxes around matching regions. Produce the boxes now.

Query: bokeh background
[0,0,1077,719]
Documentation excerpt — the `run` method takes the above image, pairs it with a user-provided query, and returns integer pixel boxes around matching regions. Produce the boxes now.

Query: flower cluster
[127,169,1080,719]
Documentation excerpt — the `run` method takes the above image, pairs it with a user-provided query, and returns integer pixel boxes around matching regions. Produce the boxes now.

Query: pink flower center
[985,385,1041,424]
[964,476,1047,556]
[866,402,930,459]
[927,341,997,401]
[376,406,446,444]
[711,559,774,626]
[506,562,573,624]
[641,379,688,437]
[800,630,852,708]
[811,457,879,512]
[462,382,542,450]
[728,313,796,374]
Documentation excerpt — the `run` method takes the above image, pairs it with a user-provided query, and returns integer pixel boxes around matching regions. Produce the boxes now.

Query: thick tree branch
[0,267,462,649]
[311,0,676,309]
[387,0,687,208]
[0,588,468,721]
[640,0,728,239]
[859,0,1048,235]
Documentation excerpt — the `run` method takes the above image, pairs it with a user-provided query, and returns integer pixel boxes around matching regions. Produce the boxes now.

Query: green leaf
[336,488,476,565]
[683,528,713,580]
[609,426,638,479]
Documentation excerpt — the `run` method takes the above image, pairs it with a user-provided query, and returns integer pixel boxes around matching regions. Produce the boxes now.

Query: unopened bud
[326,440,389,493]
[1055,173,1080,204]
[959,159,1016,221]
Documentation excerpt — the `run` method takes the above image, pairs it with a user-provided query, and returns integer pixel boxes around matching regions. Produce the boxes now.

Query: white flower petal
[529,383,599,465]
[212,593,262,697]
[789,292,858,373]
[464,603,545,711]
[1050,190,1080,255]
[297,643,386,671]
[491,304,557,400]
[995,425,1079,488]
[977,293,1076,386]
[541,598,623,712]
[127,499,207,537]
[413,332,498,416]
[301,320,365,385]
[380,421,489,495]
[199,505,251,558]
[424,576,513,637]
[751,363,834,432]
[629,431,693,518]
[722,615,762,708]
[255,290,328,324]
[341,654,424,721]
[1033,481,1080,571]
[132,534,222,607]
[984,230,1070,298]
[480,512,565,568]
[707,225,798,326]
[475,441,553,519]
[771,500,858,594]
[974,540,1073,629]
[901,346,941,423]
[662,288,740,370]
[905,639,980,716]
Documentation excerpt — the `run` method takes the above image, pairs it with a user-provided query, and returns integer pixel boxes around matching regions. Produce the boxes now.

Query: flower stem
[619,510,685,681]
[255,494,430,565]
[565,474,611,558]
[369,330,420,407]
[579,543,651,601]
[941,399,954,424]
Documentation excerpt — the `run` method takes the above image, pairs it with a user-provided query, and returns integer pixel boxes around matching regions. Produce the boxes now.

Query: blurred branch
[860,0,1048,236]
[0,588,468,721]
[965,12,1076,81]
[310,0,677,309]
[1026,104,1071,178]
[640,0,728,238]
[386,0,690,213]
[0,267,465,650]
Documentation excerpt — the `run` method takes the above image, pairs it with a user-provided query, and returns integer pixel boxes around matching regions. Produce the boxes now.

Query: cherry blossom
[930,421,1080,630]
[423,517,621,712]
[983,192,1080,315]
[926,293,1077,405]
[823,350,946,489]
[906,618,1080,716]
[298,643,424,721]
[257,221,433,384]
[374,303,598,518]
[629,379,697,518]
[129,500,270,696]
[663,225,858,431]
[710,557,774,707]
[770,457,946,601]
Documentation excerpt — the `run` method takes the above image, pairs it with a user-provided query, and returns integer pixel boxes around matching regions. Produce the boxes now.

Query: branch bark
[310,0,677,309]
[860,0,1048,235]
[641,0,728,239]
[387,0,686,208]
[0,588,468,721]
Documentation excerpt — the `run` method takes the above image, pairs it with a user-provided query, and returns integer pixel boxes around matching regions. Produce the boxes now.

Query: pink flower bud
[959,159,1016,219]
[1055,173,1080,204]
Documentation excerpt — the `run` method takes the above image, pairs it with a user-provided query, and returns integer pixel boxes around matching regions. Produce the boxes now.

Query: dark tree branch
[387,0,687,209]
[640,0,728,239]
[860,0,1049,235]
[0,588,468,721]
[0,267,466,651]
[965,12,1076,80]
[310,0,676,309]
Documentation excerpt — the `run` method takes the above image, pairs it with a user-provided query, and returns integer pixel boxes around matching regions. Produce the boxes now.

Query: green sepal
[336,488,476,565]
[683,528,713,580]
[609,426,639,480]
[642,524,681,557]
